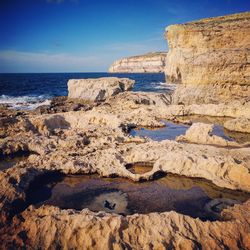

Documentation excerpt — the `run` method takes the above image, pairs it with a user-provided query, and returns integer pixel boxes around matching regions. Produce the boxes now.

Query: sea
[0,72,175,110]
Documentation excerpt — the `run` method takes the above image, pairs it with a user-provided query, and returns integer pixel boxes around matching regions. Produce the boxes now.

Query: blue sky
[0,0,249,73]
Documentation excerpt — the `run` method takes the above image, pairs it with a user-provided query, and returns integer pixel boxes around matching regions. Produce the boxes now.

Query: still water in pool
[26,171,250,221]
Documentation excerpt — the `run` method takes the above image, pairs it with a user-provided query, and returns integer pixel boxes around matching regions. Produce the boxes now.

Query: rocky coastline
[165,12,250,105]
[108,52,167,73]
[1,12,250,250]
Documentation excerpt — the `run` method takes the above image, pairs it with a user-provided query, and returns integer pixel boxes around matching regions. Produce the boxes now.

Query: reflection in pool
[183,116,250,144]
[26,172,250,221]
[130,118,248,143]
[130,121,189,141]
[0,152,30,171]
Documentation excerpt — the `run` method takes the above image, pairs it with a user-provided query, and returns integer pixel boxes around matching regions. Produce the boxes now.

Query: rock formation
[1,85,250,249]
[1,11,250,250]
[224,117,250,134]
[109,52,167,73]
[176,122,248,147]
[165,12,250,104]
[68,77,135,102]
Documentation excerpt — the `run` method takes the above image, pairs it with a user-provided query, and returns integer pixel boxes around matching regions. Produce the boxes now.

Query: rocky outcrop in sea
[68,77,135,101]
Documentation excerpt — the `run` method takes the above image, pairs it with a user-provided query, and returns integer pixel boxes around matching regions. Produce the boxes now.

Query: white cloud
[97,36,167,57]
[0,50,105,72]
[0,36,167,72]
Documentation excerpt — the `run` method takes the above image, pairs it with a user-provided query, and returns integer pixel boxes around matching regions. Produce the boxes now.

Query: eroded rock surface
[1,12,250,247]
[165,12,250,86]
[165,12,250,104]
[68,77,135,102]
[33,96,93,114]
[1,90,250,249]
[172,83,250,104]
[224,117,250,134]
[176,122,248,147]
[2,202,250,250]
[109,52,167,73]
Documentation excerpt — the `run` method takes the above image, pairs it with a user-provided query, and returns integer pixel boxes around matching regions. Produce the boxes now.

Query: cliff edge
[165,12,250,104]
[108,52,167,73]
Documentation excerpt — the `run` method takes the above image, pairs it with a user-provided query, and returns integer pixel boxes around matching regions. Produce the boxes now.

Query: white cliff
[109,52,167,73]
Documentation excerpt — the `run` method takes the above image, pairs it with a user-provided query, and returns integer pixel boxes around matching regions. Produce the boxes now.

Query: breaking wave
[0,95,51,110]
[151,82,177,91]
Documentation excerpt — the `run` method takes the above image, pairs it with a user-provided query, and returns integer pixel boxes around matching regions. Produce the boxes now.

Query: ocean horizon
[0,72,175,110]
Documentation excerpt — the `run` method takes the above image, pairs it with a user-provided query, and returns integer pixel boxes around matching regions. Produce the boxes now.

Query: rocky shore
[1,12,250,250]
[108,52,167,73]
[165,12,250,104]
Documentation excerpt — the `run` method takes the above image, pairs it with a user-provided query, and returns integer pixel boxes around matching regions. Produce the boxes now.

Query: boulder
[68,77,135,102]
[176,122,246,147]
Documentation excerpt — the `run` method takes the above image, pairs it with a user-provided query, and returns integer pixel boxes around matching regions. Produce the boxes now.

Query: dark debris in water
[0,151,32,171]
[25,172,250,221]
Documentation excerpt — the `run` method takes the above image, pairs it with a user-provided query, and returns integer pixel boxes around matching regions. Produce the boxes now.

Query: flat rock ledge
[68,77,135,102]
[0,86,250,249]
[2,11,250,246]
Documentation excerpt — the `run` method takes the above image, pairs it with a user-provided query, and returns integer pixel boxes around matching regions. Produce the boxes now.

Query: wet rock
[0,106,29,139]
[34,96,93,114]
[204,198,240,219]
[1,202,250,249]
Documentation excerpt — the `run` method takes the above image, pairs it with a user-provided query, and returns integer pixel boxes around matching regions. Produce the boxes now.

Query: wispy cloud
[0,50,104,72]
[97,36,167,56]
[0,35,167,72]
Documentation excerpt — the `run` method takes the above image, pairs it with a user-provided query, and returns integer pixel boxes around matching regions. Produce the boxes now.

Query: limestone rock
[161,100,250,122]
[109,52,167,73]
[172,83,250,104]
[1,68,250,249]
[34,96,93,114]
[176,122,247,147]
[68,77,135,102]
[1,202,250,250]
[165,12,250,105]
[224,117,250,133]
[165,12,250,86]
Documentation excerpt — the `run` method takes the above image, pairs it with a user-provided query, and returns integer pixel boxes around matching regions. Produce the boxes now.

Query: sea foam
[0,95,51,110]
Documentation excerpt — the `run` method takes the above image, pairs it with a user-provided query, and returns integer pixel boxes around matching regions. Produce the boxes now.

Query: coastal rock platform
[1,11,250,250]
[0,86,250,249]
